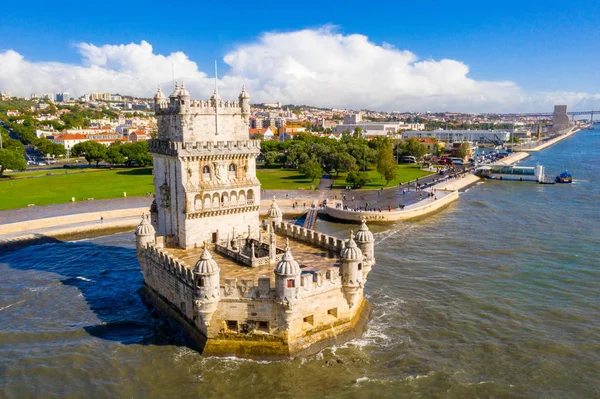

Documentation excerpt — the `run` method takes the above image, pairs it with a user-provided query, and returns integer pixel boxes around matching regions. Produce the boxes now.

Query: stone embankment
[321,148,540,224]
[0,199,311,247]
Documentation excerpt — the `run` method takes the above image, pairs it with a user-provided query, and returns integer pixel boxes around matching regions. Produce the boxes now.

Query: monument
[552,105,570,133]
[136,83,375,358]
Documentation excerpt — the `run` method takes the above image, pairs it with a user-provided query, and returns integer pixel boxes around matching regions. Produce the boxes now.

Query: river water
[1,129,599,398]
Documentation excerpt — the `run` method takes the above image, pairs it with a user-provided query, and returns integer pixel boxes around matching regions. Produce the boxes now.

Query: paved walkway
[0,197,153,224]
[0,168,456,226]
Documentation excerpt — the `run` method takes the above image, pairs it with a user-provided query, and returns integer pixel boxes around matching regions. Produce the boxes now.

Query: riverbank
[0,199,309,246]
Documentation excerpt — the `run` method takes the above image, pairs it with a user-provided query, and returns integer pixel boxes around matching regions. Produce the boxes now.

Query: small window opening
[328,308,338,318]
[258,321,269,332]
[358,263,362,271]
[199,277,205,287]
[303,315,314,326]
[287,279,295,288]
[226,320,238,331]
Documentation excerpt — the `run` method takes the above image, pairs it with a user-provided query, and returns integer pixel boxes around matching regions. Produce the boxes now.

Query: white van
[400,156,417,164]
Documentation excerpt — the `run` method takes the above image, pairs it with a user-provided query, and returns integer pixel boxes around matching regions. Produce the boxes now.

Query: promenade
[0,126,582,243]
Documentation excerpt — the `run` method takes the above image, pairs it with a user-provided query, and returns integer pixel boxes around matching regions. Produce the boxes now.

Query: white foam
[76,276,92,282]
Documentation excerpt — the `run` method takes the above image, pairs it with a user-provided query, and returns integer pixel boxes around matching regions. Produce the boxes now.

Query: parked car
[400,156,417,164]
[438,157,452,165]
[37,162,46,166]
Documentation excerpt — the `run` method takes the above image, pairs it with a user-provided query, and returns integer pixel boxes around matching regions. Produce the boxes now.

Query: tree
[298,159,323,182]
[397,137,426,159]
[264,151,279,167]
[353,126,363,138]
[346,171,370,188]
[72,140,107,166]
[105,147,126,165]
[333,152,357,177]
[376,139,397,185]
[0,149,26,177]
[457,142,470,159]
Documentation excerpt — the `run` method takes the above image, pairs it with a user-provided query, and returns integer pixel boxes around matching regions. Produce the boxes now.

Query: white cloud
[0,28,599,113]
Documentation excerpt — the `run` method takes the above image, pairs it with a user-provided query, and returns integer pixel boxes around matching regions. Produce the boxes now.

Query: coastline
[0,127,582,243]
[321,127,581,223]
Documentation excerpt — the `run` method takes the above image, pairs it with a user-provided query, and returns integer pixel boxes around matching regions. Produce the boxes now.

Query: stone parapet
[272,221,346,253]
[148,139,260,157]
[322,191,460,223]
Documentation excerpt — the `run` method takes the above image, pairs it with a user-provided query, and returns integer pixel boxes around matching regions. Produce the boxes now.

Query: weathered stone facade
[136,85,376,358]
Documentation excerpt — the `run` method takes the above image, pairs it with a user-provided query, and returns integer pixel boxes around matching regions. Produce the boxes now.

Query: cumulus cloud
[0,28,599,112]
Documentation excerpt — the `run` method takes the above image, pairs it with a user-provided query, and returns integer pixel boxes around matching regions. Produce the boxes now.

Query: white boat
[474,164,545,182]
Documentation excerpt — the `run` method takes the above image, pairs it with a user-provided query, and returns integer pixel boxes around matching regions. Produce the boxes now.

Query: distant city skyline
[0,0,599,112]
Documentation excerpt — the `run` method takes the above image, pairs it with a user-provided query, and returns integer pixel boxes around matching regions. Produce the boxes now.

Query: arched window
[202,165,211,180]
[228,163,236,178]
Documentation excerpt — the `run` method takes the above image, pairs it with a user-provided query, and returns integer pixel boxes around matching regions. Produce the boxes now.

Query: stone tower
[193,244,221,329]
[135,214,156,253]
[274,239,301,307]
[339,231,364,308]
[267,197,283,227]
[354,218,375,280]
[149,84,261,248]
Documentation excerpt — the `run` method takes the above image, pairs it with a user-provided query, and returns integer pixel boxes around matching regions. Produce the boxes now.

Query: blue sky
[0,0,599,111]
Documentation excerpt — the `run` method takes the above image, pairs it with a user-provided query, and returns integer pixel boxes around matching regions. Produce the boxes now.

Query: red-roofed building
[129,130,151,143]
[49,133,87,149]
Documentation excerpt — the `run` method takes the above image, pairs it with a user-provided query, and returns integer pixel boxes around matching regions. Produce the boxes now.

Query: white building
[402,129,511,143]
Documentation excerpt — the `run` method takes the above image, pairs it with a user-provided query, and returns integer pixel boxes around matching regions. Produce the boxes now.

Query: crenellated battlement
[143,243,195,287]
[272,221,346,253]
[148,139,261,157]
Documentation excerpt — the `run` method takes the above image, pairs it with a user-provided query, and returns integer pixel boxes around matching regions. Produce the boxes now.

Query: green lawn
[256,167,316,190]
[5,167,113,179]
[332,165,434,189]
[0,168,154,210]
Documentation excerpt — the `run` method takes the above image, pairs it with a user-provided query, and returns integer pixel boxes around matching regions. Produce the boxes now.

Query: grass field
[255,167,316,190]
[0,168,154,210]
[332,165,433,189]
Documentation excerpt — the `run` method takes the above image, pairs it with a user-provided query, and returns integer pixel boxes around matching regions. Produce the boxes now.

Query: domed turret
[275,240,300,276]
[340,230,363,261]
[354,218,375,279]
[274,239,301,305]
[194,246,219,274]
[179,82,190,98]
[153,86,167,112]
[177,82,190,113]
[267,196,283,226]
[135,214,155,252]
[193,244,221,329]
[169,82,181,99]
[340,231,364,308]
[239,85,250,124]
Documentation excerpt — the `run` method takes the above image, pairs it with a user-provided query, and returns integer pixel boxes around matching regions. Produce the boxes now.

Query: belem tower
[134,83,377,358]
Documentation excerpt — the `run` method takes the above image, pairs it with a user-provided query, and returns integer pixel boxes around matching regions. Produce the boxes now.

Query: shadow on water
[0,234,187,348]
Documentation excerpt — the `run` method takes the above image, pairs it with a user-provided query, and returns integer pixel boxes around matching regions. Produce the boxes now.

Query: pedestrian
[100,216,104,224]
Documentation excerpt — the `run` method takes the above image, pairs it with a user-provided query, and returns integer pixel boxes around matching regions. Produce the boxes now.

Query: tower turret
[274,239,301,306]
[135,214,156,253]
[153,86,167,113]
[239,85,250,124]
[193,244,221,328]
[267,196,283,227]
[339,231,364,308]
[178,82,190,113]
[354,218,375,279]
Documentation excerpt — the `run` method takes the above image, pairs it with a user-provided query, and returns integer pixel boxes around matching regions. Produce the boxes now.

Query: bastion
[134,84,376,358]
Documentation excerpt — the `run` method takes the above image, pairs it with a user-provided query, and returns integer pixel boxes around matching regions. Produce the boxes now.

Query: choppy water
[1,130,599,398]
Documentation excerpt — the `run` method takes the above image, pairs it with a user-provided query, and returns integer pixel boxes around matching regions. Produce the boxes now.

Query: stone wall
[138,238,368,357]
[272,221,346,253]
[322,190,460,223]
